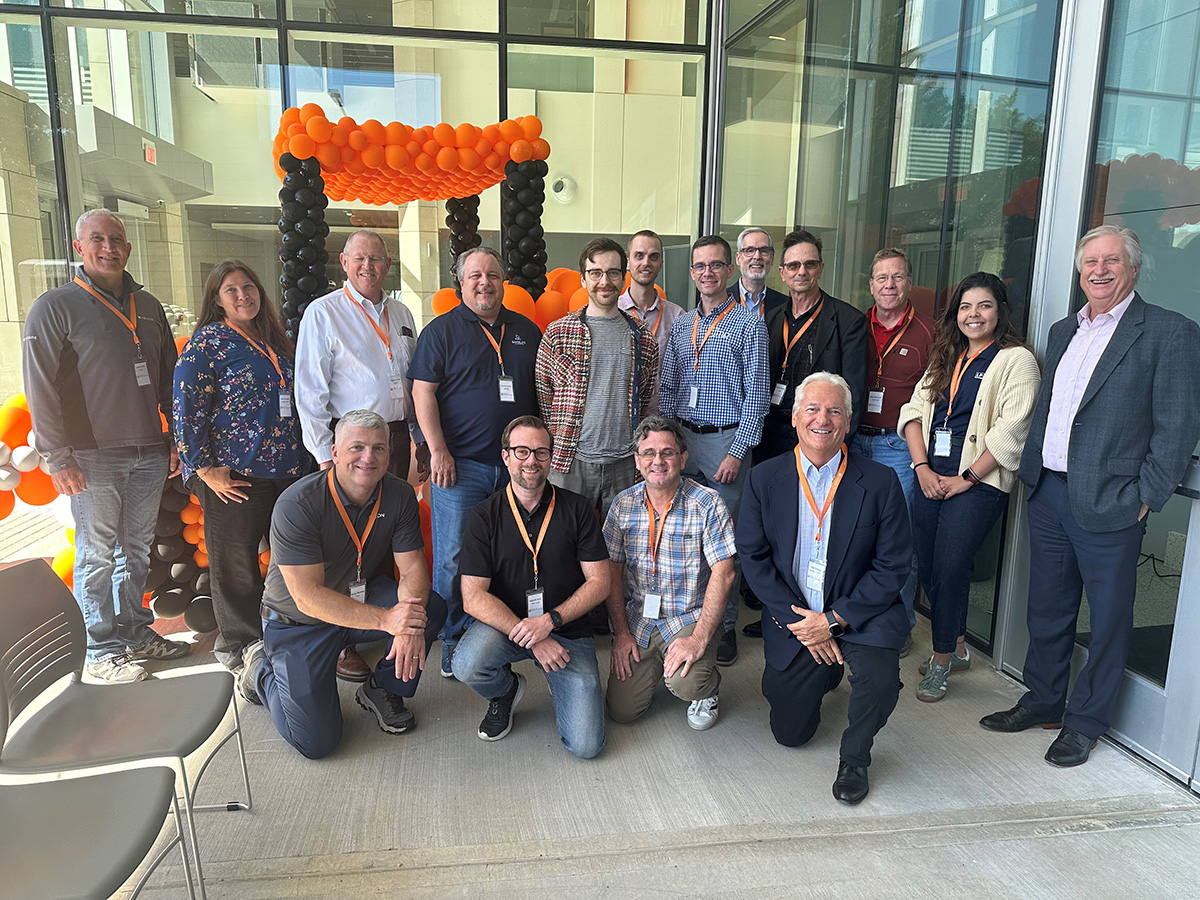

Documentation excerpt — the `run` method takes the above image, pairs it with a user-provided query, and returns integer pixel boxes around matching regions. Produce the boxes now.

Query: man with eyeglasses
[851,248,935,656]
[659,234,769,666]
[453,416,609,757]
[619,230,683,413]
[536,237,658,521]
[729,227,788,319]
[295,229,429,682]
[603,417,736,731]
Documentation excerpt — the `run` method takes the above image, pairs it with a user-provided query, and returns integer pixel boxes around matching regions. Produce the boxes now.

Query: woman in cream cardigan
[897,272,1040,703]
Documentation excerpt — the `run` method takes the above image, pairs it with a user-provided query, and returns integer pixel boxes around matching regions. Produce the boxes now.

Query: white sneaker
[686,694,719,731]
[85,654,148,684]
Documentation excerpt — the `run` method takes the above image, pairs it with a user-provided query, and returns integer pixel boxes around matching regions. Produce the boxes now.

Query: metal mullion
[932,0,971,314]
[277,0,289,108]
[725,0,794,48]
[39,5,74,268]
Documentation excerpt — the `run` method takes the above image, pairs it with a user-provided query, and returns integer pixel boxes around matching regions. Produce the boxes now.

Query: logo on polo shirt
[511,334,527,346]
[974,371,984,379]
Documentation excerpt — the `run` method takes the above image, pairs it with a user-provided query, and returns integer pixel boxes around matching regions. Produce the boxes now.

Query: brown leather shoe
[336,646,371,682]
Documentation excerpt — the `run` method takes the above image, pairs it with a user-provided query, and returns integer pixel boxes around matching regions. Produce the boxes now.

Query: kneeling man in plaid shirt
[603,416,737,731]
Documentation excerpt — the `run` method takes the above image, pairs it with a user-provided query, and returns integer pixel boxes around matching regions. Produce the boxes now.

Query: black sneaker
[479,669,526,741]
[355,679,416,734]
[237,640,265,705]
[716,628,738,666]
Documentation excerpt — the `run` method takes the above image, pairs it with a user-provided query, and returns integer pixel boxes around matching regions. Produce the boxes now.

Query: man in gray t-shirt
[535,237,658,520]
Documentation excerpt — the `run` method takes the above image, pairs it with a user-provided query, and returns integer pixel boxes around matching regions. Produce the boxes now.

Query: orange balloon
[503,283,536,320]
[510,140,533,163]
[348,130,369,151]
[180,505,201,525]
[455,123,479,147]
[182,523,201,544]
[433,122,456,147]
[482,123,501,143]
[521,116,543,141]
[386,121,409,144]
[299,102,324,123]
[458,148,480,171]
[316,143,340,169]
[280,107,301,128]
[361,145,385,169]
[569,287,589,312]
[159,411,169,434]
[385,145,409,169]
[0,406,31,448]
[194,550,209,568]
[534,290,568,330]
[174,335,190,356]
[415,153,435,173]
[14,466,55,505]
[499,119,522,142]
[624,272,632,291]
[431,287,459,315]
[258,550,271,565]
[286,122,304,138]
[0,489,14,521]
[531,138,551,160]
[289,134,316,159]
[493,140,510,160]
[360,119,385,144]
[435,147,459,171]
[551,269,584,298]
[330,125,349,147]
[305,116,332,143]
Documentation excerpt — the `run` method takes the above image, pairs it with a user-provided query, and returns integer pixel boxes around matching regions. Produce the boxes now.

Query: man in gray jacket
[23,208,188,683]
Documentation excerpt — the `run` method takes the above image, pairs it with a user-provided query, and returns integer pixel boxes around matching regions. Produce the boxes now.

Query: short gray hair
[1075,225,1142,272]
[75,208,125,242]
[455,246,504,282]
[334,409,389,445]
[792,371,853,418]
[343,229,390,259]
[632,415,687,455]
[736,227,773,253]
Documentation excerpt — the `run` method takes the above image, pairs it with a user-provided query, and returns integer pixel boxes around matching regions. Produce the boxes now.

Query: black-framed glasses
[738,246,773,257]
[506,446,551,461]
[585,268,625,282]
[690,261,730,273]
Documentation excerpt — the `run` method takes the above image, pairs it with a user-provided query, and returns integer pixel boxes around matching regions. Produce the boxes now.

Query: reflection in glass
[286,0,496,31]
[507,0,703,45]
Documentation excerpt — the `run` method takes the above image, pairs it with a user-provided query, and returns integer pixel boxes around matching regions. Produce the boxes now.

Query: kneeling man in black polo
[239,409,446,759]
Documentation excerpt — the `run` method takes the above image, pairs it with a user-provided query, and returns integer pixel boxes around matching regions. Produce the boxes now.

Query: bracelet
[963,468,980,485]
[913,461,930,471]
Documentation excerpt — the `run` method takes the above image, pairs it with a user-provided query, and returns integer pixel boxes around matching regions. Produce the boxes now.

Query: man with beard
[620,230,682,413]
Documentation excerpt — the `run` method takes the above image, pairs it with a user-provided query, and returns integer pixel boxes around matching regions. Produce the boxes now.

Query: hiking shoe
[687,694,719,731]
[441,641,456,678]
[919,647,970,675]
[479,670,526,741]
[916,658,952,702]
[238,640,265,705]
[85,654,147,684]
[355,679,416,734]
[716,629,738,667]
[899,634,912,658]
[130,634,190,661]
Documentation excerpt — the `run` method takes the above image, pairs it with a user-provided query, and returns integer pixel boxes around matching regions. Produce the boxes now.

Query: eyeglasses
[505,446,551,461]
[690,261,730,273]
[738,246,773,257]
[637,448,680,460]
[585,268,625,283]
[782,260,822,273]
[872,273,910,284]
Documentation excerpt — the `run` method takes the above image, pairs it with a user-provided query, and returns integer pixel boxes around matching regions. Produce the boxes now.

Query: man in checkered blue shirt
[603,417,736,731]
[658,235,770,668]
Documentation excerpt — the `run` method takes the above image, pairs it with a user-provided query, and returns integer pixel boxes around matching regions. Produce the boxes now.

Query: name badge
[499,375,516,403]
[770,383,787,406]
[933,428,952,457]
[526,588,544,618]
[687,385,699,408]
[643,592,662,619]
[134,360,151,387]
[349,579,367,603]
[389,374,405,400]
[867,389,884,414]
[279,391,293,418]
[806,558,826,593]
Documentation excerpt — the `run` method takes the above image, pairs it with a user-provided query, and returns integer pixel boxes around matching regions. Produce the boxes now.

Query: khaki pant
[606,623,720,723]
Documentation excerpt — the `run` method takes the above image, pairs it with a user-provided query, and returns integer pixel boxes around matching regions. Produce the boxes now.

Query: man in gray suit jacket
[980,225,1200,767]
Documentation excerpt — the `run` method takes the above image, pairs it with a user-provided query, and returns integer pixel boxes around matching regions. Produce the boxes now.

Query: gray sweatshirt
[22,270,177,472]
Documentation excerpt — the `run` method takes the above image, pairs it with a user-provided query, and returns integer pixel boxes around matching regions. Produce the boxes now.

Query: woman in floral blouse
[174,260,303,671]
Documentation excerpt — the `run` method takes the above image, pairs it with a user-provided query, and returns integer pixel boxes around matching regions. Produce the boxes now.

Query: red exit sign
[143,138,157,166]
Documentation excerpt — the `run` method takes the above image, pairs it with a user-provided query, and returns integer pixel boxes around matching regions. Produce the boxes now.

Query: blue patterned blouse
[173,322,303,482]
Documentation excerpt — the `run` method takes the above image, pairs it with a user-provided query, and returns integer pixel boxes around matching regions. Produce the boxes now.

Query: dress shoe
[832,762,869,805]
[979,704,1061,733]
[741,619,763,638]
[336,646,372,682]
[743,591,763,611]
[1045,727,1098,767]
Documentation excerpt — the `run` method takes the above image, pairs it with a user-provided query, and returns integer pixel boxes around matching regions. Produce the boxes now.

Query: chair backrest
[0,560,86,745]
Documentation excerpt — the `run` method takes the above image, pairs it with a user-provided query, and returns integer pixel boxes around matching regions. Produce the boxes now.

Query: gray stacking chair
[0,559,254,900]
[0,764,195,899]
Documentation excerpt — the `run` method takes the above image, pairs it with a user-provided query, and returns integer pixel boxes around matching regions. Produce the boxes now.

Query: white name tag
[134,360,151,386]
[806,558,826,593]
[770,383,786,406]
[526,588,544,618]
[643,592,662,619]
[279,391,292,418]
[867,389,884,414]
[499,375,516,403]
[933,428,952,458]
[688,385,699,408]
[349,579,366,603]
[389,374,405,400]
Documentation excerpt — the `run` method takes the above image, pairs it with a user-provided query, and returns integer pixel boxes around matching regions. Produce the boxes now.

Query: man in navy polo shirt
[410,247,542,677]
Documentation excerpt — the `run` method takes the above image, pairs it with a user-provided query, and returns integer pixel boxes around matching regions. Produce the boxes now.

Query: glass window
[55,0,273,19]
[729,0,779,36]
[507,0,704,46]
[286,0,496,31]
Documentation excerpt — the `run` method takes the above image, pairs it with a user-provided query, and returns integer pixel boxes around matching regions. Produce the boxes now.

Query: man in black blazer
[728,227,788,319]
[738,371,910,804]
[982,225,1200,767]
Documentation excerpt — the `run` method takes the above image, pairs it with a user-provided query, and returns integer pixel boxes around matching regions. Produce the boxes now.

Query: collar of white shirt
[1078,290,1135,326]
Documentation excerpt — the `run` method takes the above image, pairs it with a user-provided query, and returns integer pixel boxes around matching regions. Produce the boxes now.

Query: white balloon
[0,442,10,467]
[0,466,19,491]
[26,431,39,452]
[11,445,40,472]
[49,494,75,527]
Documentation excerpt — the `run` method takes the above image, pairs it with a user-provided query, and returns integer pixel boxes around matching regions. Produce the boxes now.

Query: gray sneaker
[237,640,266,705]
[686,694,719,731]
[916,657,952,702]
[919,647,970,675]
[130,634,190,661]
[85,654,147,684]
[355,679,416,734]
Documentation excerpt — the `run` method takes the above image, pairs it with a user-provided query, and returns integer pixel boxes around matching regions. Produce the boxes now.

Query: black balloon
[297,275,319,293]
[521,262,541,280]
[278,218,291,234]
[278,152,301,172]
[284,287,306,304]
[155,512,182,536]
[184,596,218,634]
[153,537,185,563]
[170,560,198,584]
[515,211,536,229]
[308,263,326,277]
[295,219,317,238]
[297,244,317,263]
[282,231,304,249]
[283,171,305,190]
[150,588,191,620]
[145,559,168,592]
[294,188,315,206]
[301,157,321,176]
[282,201,304,220]
[278,188,295,203]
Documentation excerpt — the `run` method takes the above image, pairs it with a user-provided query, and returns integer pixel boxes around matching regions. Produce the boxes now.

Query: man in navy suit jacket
[728,227,788,319]
[738,372,910,804]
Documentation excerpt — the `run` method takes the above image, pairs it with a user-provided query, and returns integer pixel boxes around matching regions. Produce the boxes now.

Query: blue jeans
[452,621,605,759]
[71,445,170,662]
[430,458,508,646]
[257,579,447,759]
[851,431,918,629]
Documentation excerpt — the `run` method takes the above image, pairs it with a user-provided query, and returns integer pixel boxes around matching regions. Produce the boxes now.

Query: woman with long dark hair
[174,260,303,670]
[897,272,1040,702]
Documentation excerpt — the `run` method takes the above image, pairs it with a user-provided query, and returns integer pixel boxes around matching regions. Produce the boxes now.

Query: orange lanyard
[75,276,139,350]
[346,286,392,362]
[631,304,662,337]
[795,444,848,544]
[644,490,675,583]
[226,322,285,387]
[480,322,506,372]
[691,304,732,371]
[780,300,824,374]
[874,306,915,381]
[507,485,555,587]
[945,341,994,421]
[327,468,383,580]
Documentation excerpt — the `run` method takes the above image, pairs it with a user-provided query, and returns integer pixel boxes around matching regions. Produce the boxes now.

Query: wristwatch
[548,609,563,630]
[825,610,844,638]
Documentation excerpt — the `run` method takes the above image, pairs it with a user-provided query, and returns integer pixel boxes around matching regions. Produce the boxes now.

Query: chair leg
[128,793,197,900]
[175,762,209,900]
[192,696,253,813]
